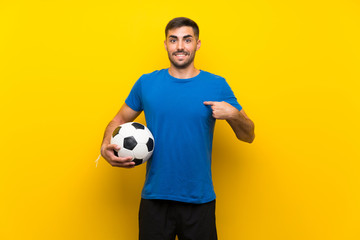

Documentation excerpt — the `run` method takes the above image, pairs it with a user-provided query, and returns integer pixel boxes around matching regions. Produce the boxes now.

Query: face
[164,26,201,69]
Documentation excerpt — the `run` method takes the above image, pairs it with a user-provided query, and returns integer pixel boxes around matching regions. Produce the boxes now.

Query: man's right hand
[101,144,135,168]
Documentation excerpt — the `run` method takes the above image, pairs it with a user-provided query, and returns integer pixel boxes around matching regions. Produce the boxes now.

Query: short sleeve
[125,76,143,112]
[220,79,242,111]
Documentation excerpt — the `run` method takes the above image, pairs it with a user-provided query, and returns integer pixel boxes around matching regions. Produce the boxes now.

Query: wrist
[227,108,240,121]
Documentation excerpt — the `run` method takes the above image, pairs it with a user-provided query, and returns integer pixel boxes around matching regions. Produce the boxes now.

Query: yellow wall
[1,0,359,239]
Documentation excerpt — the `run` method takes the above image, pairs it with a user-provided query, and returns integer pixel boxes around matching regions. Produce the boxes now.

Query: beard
[167,50,196,69]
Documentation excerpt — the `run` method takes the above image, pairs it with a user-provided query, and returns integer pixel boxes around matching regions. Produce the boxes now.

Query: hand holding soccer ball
[101,143,135,168]
[101,122,155,168]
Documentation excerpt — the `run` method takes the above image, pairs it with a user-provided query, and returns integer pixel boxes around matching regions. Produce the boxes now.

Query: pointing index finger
[203,101,217,106]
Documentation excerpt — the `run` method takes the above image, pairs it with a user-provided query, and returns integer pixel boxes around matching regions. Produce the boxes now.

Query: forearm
[226,111,255,143]
[101,103,141,152]
[101,120,123,149]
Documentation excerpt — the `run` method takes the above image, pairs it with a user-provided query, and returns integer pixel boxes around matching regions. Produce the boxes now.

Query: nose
[176,40,184,51]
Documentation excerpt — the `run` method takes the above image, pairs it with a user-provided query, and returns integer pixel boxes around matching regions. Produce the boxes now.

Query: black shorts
[139,198,217,240]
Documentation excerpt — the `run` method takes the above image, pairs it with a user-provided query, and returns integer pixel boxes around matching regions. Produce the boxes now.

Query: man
[100,17,255,240]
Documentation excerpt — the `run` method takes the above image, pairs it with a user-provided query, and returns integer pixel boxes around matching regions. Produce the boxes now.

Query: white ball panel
[143,150,153,162]
[133,130,150,144]
[118,148,134,159]
[119,123,136,137]
[132,144,149,159]
[144,127,154,139]
[110,134,124,148]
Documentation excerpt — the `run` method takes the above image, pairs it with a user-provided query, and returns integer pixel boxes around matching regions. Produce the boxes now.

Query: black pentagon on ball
[123,136,137,150]
[112,126,121,137]
[133,158,143,166]
[146,138,154,151]
[131,122,145,130]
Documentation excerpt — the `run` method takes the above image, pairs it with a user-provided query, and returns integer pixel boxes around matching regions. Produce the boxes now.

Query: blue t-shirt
[125,69,242,204]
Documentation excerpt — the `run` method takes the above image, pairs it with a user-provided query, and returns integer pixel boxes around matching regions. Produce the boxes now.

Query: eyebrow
[169,34,193,39]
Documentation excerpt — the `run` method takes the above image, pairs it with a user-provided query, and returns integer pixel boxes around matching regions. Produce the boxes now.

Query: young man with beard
[100,17,255,240]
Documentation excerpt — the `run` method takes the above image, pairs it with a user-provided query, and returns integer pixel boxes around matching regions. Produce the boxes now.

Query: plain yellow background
[1,0,359,239]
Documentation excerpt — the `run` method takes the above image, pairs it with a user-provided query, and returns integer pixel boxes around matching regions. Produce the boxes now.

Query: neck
[168,65,200,79]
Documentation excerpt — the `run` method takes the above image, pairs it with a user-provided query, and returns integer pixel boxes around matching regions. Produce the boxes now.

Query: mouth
[172,52,189,61]
[173,52,189,57]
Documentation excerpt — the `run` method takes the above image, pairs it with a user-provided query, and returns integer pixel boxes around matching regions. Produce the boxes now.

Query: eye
[185,39,192,43]
[169,39,176,43]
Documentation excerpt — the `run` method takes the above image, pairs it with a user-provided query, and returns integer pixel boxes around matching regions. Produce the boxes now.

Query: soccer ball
[111,122,155,166]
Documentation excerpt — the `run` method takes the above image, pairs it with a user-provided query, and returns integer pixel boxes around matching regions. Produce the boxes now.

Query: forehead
[167,26,195,38]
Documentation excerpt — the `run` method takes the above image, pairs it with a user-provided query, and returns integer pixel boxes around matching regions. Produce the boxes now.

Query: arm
[100,103,142,168]
[203,101,255,143]
[226,108,255,143]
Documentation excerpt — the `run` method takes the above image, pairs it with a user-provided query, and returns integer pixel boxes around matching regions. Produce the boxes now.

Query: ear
[164,40,167,51]
[196,39,201,51]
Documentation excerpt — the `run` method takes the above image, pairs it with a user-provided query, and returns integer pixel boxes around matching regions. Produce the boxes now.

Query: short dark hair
[165,17,199,39]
